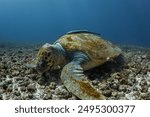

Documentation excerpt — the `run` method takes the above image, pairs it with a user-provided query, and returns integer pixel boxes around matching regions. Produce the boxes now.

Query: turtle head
[26,43,57,74]
[36,43,57,73]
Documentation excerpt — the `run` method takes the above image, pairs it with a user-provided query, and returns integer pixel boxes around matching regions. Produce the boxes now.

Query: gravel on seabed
[0,45,150,100]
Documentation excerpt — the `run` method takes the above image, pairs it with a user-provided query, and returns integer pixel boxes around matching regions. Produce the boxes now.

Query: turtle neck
[53,43,68,67]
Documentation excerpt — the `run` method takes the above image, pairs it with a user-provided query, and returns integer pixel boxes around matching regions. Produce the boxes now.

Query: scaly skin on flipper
[61,62,105,100]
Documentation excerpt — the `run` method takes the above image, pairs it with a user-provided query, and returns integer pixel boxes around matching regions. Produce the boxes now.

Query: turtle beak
[36,60,48,71]
[26,58,49,74]
[25,58,38,69]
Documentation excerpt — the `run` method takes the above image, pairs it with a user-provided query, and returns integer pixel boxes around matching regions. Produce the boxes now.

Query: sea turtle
[27,30,122,100]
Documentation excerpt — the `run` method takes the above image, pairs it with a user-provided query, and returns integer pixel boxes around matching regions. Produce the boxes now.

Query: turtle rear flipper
[61,53,105,100]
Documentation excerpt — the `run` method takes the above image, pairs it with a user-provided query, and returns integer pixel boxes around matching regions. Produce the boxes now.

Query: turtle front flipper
[61,53,105,100]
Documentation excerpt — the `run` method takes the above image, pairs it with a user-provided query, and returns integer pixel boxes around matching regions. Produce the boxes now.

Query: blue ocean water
[0,0,150,47]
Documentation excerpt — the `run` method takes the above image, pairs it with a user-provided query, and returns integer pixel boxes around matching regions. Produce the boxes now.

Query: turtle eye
[44,56,48,60]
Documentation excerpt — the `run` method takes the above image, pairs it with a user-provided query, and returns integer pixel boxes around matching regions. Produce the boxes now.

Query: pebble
[13,91,21,96]
[111,72,121,79]
[52,94,60,100]
[130,77,137,83]
[28,93,33,99]
[20,86,26,92]
[0,88,4,94]
[118,85,128,92]
[43,92,52,100]
[27,84,36,92]
[141,86,148,93]
[103,90,112,97]
[119,78,128,85]
[49,82,56,89]
[92,80,99,85]
[140,79,147,86]
[29,74,38,80]
[111,91,118,97]
[141,55,146,59]
[21,94,28,100]
[140,93,147,98]
[117,92,125,97]
[110,83,118,90]
[60,89,70,98]
[50,89,55,94]
[5,79,12,85]
[54,88,61,95]
[12,71,20,76]
[98,83,108,90]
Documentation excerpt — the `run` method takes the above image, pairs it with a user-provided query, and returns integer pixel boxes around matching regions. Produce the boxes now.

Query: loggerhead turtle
[27,30,122,100]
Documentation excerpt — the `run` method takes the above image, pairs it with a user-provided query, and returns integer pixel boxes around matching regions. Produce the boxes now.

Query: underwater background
[0,0,150,100]
[0,0,150,47]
